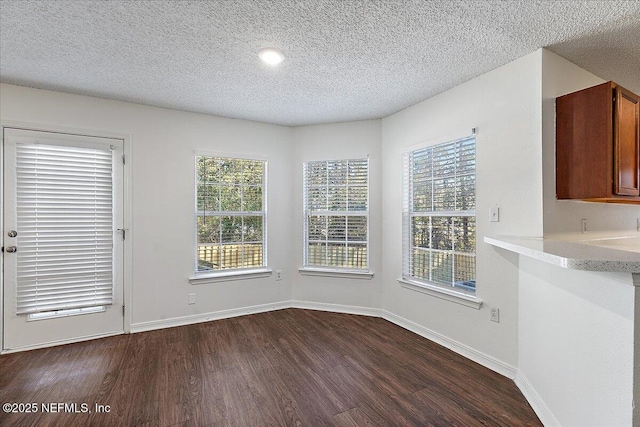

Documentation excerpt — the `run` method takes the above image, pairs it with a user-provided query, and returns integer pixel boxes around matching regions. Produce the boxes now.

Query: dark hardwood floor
[0,309,541,426]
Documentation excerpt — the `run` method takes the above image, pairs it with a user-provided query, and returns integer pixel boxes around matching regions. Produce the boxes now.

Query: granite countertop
[484,235,640,273]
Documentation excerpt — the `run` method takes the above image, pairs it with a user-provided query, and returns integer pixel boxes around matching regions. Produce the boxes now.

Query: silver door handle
[5,246,17,253]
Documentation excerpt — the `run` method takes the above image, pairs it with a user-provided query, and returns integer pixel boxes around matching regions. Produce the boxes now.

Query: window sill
[398,278,483,309]
[189,268,272,285]
[299,267,374,280]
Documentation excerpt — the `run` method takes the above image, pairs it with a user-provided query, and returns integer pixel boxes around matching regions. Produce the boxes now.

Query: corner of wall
[540,49,638,234]
[290,120,384,310]
[514,370,561,427]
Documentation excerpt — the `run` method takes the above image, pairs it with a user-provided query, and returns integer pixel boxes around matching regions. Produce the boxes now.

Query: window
[403,135,476,293]
[303,158,369,270]
[13,140,118,314]
[195,156,266,272]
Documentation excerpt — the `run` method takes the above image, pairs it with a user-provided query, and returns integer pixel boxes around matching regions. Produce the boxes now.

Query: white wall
[542,49,640,235]
[0,83,295,328]
[292,121,383,310]
[518,257,634,426]
[3,48,639,426]
[511,48,640,427]
[381,50,544,369]
[516,50,640,426]
[635,280,640,427]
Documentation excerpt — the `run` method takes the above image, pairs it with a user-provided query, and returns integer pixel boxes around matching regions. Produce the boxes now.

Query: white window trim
[402,130,477,295]
[404,129,475,153]
[398,278,482,309]
[193,153,268,275]
[194,149,268,162]
[189,267,273,285]
[298,267,374,280]
[303,157,370,271]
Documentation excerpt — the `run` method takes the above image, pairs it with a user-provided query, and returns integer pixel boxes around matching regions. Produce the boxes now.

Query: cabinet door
[614,86,640,196]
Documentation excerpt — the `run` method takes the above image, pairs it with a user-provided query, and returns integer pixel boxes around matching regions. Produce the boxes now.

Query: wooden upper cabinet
[614,86,640,196]
[556,81,640,203]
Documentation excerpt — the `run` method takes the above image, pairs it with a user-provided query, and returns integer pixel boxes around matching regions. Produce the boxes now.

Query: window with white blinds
[303,158,369,270]
[15,142,115,314]
[195,156,266,272]
[402,135,476,293]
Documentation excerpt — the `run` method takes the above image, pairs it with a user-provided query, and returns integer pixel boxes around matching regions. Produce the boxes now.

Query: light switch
[490,206,500,222]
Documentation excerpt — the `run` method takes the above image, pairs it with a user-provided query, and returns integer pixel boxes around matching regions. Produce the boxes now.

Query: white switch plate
[276,270,282,281]
[188,293,196,305]
[490,206,500,222]
[581,219,587,234]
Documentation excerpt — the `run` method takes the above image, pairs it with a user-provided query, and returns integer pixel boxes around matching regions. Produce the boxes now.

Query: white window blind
[403,135,476,293]
[15,142,115,314]
[195,156,266,272]
[303,158,369,270]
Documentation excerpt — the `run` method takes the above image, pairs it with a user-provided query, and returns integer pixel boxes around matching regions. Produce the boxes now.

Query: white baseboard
[288,303,517,380]
[9,298,550,424]
[11,301,517,387]
[289,300,382,317]
[2,299,554,425]
[381,310,517,379]
[288,302,518,381]
[130,301,290,333]
[515,370,560,427]
[131,300,381,334]
[131,301,516,382]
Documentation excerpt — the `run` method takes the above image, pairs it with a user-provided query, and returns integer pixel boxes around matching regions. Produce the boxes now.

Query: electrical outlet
[581,219,587,234]
[637,218,640,232]
[490,308,500,323]
[490,206,500,222]
[276,270,282,281]
[188,293,196,305]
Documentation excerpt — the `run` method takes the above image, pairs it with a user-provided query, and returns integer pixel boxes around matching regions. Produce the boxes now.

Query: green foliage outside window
[405,136,476,292]
[196,156,265,271]
[303,158,369,270]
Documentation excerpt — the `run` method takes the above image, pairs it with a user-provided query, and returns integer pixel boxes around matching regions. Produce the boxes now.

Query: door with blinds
[2,128,124,351]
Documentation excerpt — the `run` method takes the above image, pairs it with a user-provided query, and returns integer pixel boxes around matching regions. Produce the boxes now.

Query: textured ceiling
[1,1,639,126]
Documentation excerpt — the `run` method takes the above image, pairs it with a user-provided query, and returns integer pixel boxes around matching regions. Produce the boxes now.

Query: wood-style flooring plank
[0,309,541,426]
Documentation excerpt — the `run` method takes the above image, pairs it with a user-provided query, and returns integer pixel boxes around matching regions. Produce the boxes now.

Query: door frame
[0,120,133,353]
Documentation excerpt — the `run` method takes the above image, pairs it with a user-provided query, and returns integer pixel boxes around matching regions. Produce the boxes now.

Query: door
[2,128,124,351]
[614,86,640,196]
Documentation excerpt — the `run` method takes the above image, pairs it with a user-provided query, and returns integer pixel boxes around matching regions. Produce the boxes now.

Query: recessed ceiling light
[258,47,285,66]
